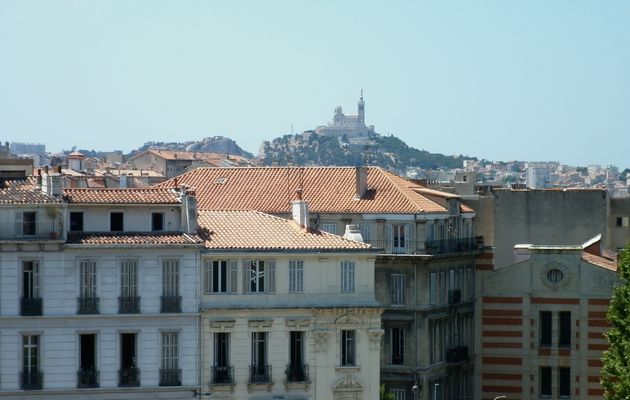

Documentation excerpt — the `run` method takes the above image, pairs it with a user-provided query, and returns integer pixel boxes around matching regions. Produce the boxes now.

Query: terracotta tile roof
[0,178,62,204]
[156,166,470,214]
[66,232,203,246]
[198,210,373,251]
[582,252,618,271]
[63,188,181,204]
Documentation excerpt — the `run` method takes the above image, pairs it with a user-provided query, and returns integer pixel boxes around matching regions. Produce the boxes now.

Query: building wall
[66,205,181,233]
[608,197,630,250]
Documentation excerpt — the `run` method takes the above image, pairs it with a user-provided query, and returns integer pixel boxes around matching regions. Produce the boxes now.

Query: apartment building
[0,175,203,399]
[477,236,617,400]
[197,207,382,399]
[156,166,480,400]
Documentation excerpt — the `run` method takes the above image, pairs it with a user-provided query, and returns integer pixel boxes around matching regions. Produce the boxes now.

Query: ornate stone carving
[248,318,273,330]
[313,330,329,352]
[209,319,235,331]
[540,261,570,290]
[367,328,384,349]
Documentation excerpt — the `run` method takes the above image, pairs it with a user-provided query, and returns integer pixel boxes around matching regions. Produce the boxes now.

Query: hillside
[130,136,255,159]
[258,132,472,171]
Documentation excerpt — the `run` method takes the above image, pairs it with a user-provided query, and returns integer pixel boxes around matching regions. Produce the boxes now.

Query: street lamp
[411,381,420,400]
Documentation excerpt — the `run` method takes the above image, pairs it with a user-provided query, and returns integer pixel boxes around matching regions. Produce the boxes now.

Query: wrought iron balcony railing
[286,364,309,382]
[20,297,42,316]
[118,367,140,387]
[159,368,182,386]
[211,366,234,385]
[77,368,99,388]
[77,296,100,314]
[249,365,272,384]
[21,370,43,390]
[160,295,182,313]
[367,237,477,255]
[446,345,469,364]
[0,220,62,240]
[118,296,140,314]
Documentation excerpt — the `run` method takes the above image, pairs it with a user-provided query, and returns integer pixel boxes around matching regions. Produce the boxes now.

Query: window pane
[540,311,552,346]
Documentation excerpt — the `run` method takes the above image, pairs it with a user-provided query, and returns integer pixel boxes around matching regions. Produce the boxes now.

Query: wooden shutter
[404,224,412,254]
[204,260,213,294]
[385,224,393,253]
[228,260,238,293]
[267,260,275,293]
[242,260,251,293]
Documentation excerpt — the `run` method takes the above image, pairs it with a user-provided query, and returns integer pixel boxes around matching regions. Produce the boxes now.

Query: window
[78,260,98,314]
[393,224,406,250]
[391,327,405,365]
[391,274,406,305]
[21,261,41,316]
[213,333,232,384]
[616,216,623,227]
[321,223,337,234]
[466,267,474,300]
[119,333,139,386]
[204,260,237,293]
[287,331,307,381]
[244,260,275,293]
[390,389,406,400]
[540,366,552,397]
[22,334,41,390]
[22,211,37,236]
[439,271,447,304]
[359,224,372,243]
[119,259,139,313]
[559,367,570,397]
[430,272,436,305]
[341,261,355,293]
[341,330,356,366]
[430,319,444,363]
[152,212,164,231]
[160,332,180,386]
[559,311,571,347]
[110,212,123,232]
[251,332,269,382]
[289,260,304,293]
[70,212,84,232]
[161,260,181,313]
[540,311,552,347]
[78,333,98,388]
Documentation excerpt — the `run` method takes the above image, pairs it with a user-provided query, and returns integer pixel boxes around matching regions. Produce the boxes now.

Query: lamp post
[411,381,420,400]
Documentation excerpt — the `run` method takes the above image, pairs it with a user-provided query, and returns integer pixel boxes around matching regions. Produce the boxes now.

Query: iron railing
[249,365,272,384]
[0,220,62,240]
[118,367,140,387]
[448,289,462,305]
[211,366,234,384]
[159,368,182,386]
[446,346,469,363]
[118,296,140,314]
[286,364,309,382]
[367,238,477,255]
[77,297,100,314]
[160,295,182,313]
[21,370,43,390]
[20,297,42,316]
[77,368,99,388]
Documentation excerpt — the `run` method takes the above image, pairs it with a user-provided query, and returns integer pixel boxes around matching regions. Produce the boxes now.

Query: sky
[1,0,629,169]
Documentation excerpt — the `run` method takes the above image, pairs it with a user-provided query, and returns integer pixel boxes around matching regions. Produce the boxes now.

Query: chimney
[119,174,128,188]
[343,224,364,242]
[354,167,368,199]
[291,189,309,228]
[180,187,198,235]
[41,170,62,197]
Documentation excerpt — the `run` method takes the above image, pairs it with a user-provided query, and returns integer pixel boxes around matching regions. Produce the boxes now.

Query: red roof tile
[156,166,470,214]
[582,252,617,271]
[66,232,203,246]
[0,178,62,204]
[63,188,181,204]
[198,210,372,251]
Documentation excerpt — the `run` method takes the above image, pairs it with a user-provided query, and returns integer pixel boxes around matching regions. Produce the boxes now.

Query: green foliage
[602,245,630,399]
[380,384,396,400]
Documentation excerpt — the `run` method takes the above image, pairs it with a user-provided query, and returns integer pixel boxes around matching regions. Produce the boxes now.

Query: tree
[380,384,396,400]
[602,245,630,399]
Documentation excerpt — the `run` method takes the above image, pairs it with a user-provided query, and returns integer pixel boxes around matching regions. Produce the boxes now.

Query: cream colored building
[197,208,383,399]
[476,236,618,400]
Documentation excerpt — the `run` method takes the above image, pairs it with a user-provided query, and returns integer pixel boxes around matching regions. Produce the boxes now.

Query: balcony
[367,237,478,255]
[77,368,99,388]
[446,346,469,364]
[1,220,62,240]
[77,297,100,314]
[118,296,140,314]
[448,289,462,305]
[21,370,43,390]
[159,368,182,386]
[249,365,272,384]
[286,364,309,382]
[118,367,140,387]
[211,366,234,385]
[160,295,182,313]
[20,297,42,316]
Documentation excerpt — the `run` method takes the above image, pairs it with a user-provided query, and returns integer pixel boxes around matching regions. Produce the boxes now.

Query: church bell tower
[357,89,365,125]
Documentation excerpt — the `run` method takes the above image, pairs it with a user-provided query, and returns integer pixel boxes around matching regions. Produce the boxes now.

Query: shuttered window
[289,260,304,293]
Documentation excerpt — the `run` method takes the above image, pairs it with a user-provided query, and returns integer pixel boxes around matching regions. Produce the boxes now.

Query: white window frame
[340,261,355,293]
[22,260,41,299]
[391,273,406,305]
[120,259,138,297]
[391,327,405,365]
[162,259,180,297]
[22,334,40,373]
[243,260,275,293]
[289,260,304,293]
[341,330,356,366]
[204,260,237,294]
[214,332,230,367]
[251,332,268,367]
[79,260,97,298]
[161,331,179,370]
[390,388,406,400]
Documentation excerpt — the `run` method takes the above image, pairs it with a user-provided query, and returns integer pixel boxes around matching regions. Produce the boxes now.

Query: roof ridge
[378,169,428,212]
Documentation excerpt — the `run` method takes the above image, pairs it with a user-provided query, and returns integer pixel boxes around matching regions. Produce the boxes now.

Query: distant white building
[527,165,552,189]
[315,91,375,138]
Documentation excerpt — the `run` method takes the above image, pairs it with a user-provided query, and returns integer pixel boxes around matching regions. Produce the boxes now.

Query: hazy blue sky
[1,0,629,168]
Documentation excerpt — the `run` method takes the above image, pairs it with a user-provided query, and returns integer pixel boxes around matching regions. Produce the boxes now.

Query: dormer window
[110,212,124,232]
[22,211,37,236]
[152,212,164,231]
[70,212,84,232]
